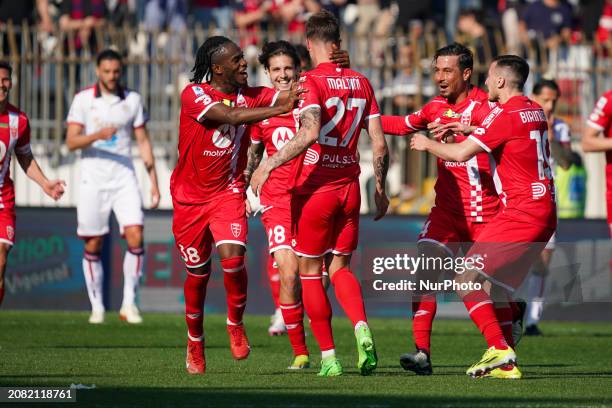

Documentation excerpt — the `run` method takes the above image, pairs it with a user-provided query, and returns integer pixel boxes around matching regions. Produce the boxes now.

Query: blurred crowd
[1,1,611,49]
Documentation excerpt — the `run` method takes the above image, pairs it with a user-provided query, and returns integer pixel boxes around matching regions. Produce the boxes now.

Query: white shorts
[77,173,144,237]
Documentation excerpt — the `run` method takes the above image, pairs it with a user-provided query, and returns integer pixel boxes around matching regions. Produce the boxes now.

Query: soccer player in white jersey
[0,61,65,306]
[66,49,160,324]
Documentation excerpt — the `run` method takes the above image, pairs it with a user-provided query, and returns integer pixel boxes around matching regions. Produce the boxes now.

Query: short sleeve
[15,116,32,155]
[587,93,612,132]
[182,85,220,122]
[297,75,322,114]
[364,78,380,120]
[251,123,263,144]
[467,106,507,153]
[66,92,86,125]
[133,94,148,129]
[405,105,431,131]
[472,101,497,125]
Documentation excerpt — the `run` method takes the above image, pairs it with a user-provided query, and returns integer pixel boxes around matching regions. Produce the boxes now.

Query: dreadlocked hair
[191,36,233,84]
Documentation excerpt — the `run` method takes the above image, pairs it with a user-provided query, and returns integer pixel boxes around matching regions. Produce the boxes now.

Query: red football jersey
[171,82,278,205]
[587,90,612,180]
[468,95,556,226]
[382,87,500,222]
[0,105,31,211]
[251,112,299,207]
[292,62,380,194]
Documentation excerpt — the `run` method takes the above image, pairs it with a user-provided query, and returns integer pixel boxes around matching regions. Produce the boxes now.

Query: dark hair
[191,36,234,84]
[294,44,312,70]
[96,49,123,66]
[493,54,530,90]
[0,61,12,76]
[458,8,484,21]
[258,41,300,70]
[433,42,474,72]
[533,79,560,97]
[306,10,340,44]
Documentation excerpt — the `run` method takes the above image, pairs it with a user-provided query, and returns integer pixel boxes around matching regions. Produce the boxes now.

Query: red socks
[463,290,508,350]
[412,294,437,354]
[330,267,367,327]
[300,274,334,351]
[184,270,210,340]
[221,256,248,325]
[495,306,515,348]
[280,301,308,356]
[267,255,281,309]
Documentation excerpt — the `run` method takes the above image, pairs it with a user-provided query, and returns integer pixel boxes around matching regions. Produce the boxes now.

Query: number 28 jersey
[292,62,380,195]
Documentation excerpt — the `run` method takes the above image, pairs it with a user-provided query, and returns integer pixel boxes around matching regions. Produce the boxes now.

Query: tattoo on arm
[244,143,265,184]
[267,108,321,171]
[374,152,389,191]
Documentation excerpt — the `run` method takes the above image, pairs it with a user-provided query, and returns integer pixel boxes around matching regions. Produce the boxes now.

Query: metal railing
[2,22,611,213]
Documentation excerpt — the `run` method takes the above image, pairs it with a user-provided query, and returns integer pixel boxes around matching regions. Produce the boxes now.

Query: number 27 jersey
[292,62,380,194]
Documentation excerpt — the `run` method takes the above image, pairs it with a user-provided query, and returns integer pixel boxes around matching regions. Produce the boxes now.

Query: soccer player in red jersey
[246,40,310,368]
[171,36,302,375]
[0,61,65,306]
[411,55,556,379]
[381,43,504,375]
[251,10,390,377]
[583,89,612,235]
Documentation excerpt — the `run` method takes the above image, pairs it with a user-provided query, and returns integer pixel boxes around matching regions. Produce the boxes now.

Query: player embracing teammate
[380,43,506,376]
[251,10,390,377]
[411,55,556,379]
[171,36,302,375]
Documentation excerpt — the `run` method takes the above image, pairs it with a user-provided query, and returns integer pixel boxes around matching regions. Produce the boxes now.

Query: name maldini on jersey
[326,77,362,90]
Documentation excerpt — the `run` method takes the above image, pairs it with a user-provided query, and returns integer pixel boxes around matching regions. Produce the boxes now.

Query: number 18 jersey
[292,62,380,195]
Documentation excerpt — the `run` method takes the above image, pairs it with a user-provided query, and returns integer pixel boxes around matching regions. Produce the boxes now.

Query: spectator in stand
[319,0,347,20]
[59,0,107,49]
[390,44,419,113]
[192,0,233,32]
[457,8,499,85]
[233,0,273,48]
[519,0,574,50]
[106,0,137,27]
[445,0,481,40]
[0,0,54,32]
[596,0,612,43]
[499,0,526,55]
[272,0,321,41]
[142,0,187,32]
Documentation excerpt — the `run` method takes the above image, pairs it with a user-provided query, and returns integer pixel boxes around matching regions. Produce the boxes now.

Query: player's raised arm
[381,115,414,136]
[203,82,304,126]
[583,93,612,152]
[367,116,390,220]
[65,123,117,151]
[134,126,160,209]
[250,106,321,196]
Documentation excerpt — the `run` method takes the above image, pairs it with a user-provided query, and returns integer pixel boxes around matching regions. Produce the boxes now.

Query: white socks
[83,252,104,312]
[526,274,545,326]
[122,248,144,308]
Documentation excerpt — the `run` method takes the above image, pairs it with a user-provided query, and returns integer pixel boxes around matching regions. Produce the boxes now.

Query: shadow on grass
[72,388,607,408]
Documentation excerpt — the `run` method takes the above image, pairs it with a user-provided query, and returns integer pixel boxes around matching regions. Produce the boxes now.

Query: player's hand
[43,179,66,201]
[245,198,253,217]
[428,122,469,141]
[275,80,307,113]
[250,165,270,197]
[374,189,389,221]
[97,127,117,141]
[150,185,161,209]
[330,48,351,68]
[410,133,431,152]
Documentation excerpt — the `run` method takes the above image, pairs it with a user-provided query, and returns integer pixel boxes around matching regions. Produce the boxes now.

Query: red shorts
[291,180,360,258]
[466,208,555,291]
[606,187,612,236]
[418,206,488,254]
[172,193,247,268]
[261,203,292,254]
[0,209,15,246]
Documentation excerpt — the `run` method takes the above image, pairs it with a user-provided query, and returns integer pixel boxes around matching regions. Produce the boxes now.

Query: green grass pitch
[0,311,611,407]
